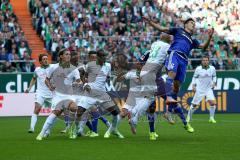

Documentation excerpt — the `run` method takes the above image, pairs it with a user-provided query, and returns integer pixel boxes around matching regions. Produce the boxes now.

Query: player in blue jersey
[143,15,214,132]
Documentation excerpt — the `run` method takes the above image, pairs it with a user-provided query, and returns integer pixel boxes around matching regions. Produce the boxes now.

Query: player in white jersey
[36,49,81,140]
[187,56,217,123]
[76,49,124,139]
[128,35,173,132]
[26,54,53,133]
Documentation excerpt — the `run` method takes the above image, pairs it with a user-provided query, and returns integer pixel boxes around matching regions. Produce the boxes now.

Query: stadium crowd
[1,0,240,72]
[0,0,35,72]
[29,0,240,70]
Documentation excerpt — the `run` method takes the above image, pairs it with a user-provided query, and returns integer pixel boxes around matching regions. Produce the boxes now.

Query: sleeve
[192,39,200,49]
[73,69,80,80]
[46,64,56,78]
[33,68,38,78]
[168,27,178,35]
[192,68,199,85]
[124,72,131,80]
[212,67,217,83]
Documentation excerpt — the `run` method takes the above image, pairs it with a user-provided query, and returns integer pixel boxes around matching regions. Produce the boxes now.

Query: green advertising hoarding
[0,71,239,93]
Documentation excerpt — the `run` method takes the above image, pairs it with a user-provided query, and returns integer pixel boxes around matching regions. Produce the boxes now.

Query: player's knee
[53,110,62,116]
[34,105,42,114]
[108,106,120,116]
[69,101,77,112]
[208,100,216,106]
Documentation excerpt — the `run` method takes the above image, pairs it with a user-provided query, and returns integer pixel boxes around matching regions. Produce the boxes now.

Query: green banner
[0,71,239,93]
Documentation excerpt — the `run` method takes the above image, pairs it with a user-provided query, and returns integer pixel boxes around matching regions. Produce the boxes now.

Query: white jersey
[146,40,170,64]
[47,63,80,95]
[125,70,141,92]
[86,61,111,91]
[192,65,217,92]
[34,66,52,98]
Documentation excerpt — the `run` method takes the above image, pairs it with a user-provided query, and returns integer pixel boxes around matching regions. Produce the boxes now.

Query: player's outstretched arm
[198,28,214,50]
[142,16,170,34]
[45,77,55,91]
[25,77,36,93]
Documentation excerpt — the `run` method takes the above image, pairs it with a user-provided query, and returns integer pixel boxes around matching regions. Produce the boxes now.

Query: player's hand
[49,86,55,91]
[142,16,150,22]
[192,85,196,92]
[208,28,214,37]
[212,83,216,89]
[25,89,29,93]
[83,84,91,92]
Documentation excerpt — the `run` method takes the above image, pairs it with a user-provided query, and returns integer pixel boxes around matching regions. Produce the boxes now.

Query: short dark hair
[58,48,68,57]
[97,49,106,57]
[184,18,195,26]
[38,53,48,62]
[202,55,210,60]
[88,50,97,55]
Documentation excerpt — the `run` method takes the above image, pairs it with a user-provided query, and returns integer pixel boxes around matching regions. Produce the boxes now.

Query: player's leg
[36,109,61,140]
[164,51,178,104]
[104,102,124,139]
[90,108,100,137]
[129,97,153,134]
[29,95,45,133]
[207,90,217,123]
[29,102,42,133]
[187,91,204,122]
[147,102,158,140]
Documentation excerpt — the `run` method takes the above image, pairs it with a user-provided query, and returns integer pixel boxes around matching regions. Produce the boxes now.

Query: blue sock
[86,120,93,131]
[64,115,69,127]
[99,116,108,126]
[165,77,174,96]
[174,105,187,126]
[147,113,155,133]
[91,111,101,133]
[168,103,176,113]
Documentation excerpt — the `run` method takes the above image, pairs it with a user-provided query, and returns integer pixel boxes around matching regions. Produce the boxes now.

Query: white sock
[187,105,196,121]
[39,113,57,136]
[110,115,120,132]
[209,105,216,119]
[30,113,38,130]
[78,120,86,133]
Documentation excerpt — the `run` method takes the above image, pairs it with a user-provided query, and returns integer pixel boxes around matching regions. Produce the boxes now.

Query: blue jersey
[168,28,200,57]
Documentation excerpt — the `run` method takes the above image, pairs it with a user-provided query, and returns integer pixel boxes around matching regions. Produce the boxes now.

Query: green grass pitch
[0,114,239,160]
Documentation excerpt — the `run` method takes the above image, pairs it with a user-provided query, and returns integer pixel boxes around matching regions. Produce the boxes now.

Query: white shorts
[79,90,115,110]
[35,94,52,108]
[191,89,215,105]
[51,92,76,110]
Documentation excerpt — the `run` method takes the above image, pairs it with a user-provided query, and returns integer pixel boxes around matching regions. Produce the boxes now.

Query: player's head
[181,12,195,33]
[38,53,48,67]
[201,55,210,67]
[88,50,97,61]
[97,49,107,65]
[70,51,79,66]
[160,33,172,44]
[184,18,195,33]
[58,48,71,63]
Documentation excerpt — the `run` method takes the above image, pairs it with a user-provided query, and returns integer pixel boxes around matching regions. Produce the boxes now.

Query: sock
[78,120,86,133]
[99,116,109,126]
[30,113,38,130]
[111,115,120,131]
[165,77,174,97]
[174,105,187,126]
[209,105,216,119]
[39,113,57,136]
[86,120,93,131]
[91,118,98,133]
[147,113,155,133]
[187,104,196,121]
[64,115,69,128]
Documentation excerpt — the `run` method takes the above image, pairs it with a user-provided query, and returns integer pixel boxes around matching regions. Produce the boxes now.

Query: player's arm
[198,28,214,50]
[45,77,55,91]
[142,16,170,34]
[25,76,36,93]
[191,68,199,92]
[212,67,217,89]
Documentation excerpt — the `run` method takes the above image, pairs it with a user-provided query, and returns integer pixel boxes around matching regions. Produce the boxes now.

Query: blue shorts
[165,51,188,83]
